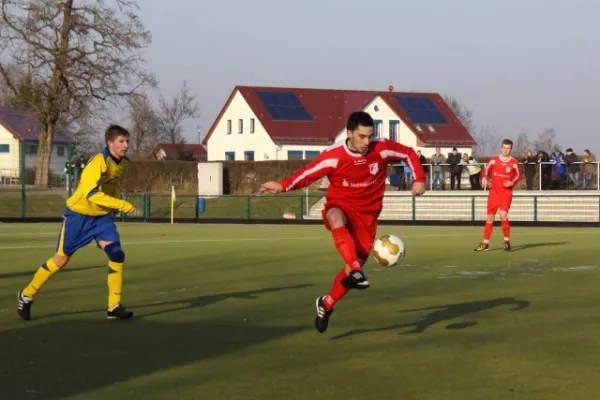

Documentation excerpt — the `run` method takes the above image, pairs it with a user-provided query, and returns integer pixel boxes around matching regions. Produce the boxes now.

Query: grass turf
[0,223,599,399]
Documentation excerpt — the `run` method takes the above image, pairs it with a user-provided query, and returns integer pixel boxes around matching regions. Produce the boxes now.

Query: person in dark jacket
[447,147,462,190]
[537,150,551,189]
[564,148,579,189]
[551,150,567,189]
[523,150,536,190]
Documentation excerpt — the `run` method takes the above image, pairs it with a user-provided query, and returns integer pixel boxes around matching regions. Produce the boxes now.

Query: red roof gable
[203,86,475,147]
[155,143,207,160]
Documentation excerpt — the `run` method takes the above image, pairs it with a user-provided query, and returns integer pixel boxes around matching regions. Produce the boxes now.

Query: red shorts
[487,194,513,215]
[322,201,378,262]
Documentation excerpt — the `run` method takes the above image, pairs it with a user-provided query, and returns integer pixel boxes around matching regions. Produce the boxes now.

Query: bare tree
[0,0,155,187]
[513,129,532,156]
[443,94,475,134]
[471,124,502,156]
[127,92,161,154]
[157,80,200,146]
[533,128,561,154]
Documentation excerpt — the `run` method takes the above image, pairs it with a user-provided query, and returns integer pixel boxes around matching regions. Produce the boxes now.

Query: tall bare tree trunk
[34,124,54,187]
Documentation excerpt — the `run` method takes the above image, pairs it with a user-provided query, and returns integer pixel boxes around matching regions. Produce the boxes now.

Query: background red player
[475,139,521,252]
[260,111,426,333]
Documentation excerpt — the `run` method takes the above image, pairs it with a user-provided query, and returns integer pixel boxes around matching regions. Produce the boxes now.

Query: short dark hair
[105,124,130,143]
[502,139,513,147]
[346,111,374,131]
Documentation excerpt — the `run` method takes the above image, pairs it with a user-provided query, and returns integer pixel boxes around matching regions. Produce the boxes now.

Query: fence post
[299,195,304,220]
[67,142,74,197]
[246,195,251,219]
[20,139,26,218]
[533,197,538,222]
[471,196,475,221]
[412,196,416,221]
[143,194,150,222]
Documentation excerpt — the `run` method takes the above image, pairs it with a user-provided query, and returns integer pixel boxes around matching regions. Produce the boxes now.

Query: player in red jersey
[259,111,426,333]
[475,139,521,252]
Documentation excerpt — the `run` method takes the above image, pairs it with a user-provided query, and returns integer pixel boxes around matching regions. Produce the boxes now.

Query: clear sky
[138,0,599,152]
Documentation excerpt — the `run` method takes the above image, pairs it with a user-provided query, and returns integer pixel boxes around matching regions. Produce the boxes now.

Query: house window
[225,151,235,160]
[389,121,399,142]
[305,150,320,160]
[56,146,65,156]
[26,145,38,154]
[428,125,436,133]
[415,125,423,132]
[244,151,254,161]
[373,120,383,138]
[0,144,9,153]
[239,119,243,134]
[250,118,255,133]
[226,120,232,134]
[287,150,303,160]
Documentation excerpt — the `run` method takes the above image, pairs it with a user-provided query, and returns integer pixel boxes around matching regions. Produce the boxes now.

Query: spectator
[404,163,413,188]
[430,148,446,190]
[417,150,429,187]
[523,150,536,190]
[537,150,551,189]
[583,149,596,190]
[564,148,579,189]
[447,147,462,190]
[551,149,567,189]
[394,164,405,190]
[461,153,482,190]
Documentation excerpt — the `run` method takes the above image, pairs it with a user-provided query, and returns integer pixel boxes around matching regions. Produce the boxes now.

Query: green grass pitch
[1,222,600,399]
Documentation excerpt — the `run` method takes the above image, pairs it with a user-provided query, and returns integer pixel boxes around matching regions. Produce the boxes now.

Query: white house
[0,108,75,182]
[203,86,477,163]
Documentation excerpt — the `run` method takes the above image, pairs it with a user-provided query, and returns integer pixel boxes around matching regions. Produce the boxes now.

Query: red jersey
[482,155,521,196]
[278,138,425,215]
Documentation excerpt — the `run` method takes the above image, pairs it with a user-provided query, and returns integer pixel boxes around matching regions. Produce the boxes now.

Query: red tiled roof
[203,86,476,147]
[155,143,207,160]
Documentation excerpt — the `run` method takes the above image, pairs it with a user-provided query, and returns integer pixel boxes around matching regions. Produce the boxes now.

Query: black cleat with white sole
[341,269,370,290]
[17,290,33,321]
[314,296,333,333]
[107,304,134,320]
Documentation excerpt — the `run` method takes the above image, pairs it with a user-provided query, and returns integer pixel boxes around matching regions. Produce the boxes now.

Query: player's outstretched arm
[274,153,337,193]
[481,158,494,189]
[75,156,135,213]
[259,181,283,194]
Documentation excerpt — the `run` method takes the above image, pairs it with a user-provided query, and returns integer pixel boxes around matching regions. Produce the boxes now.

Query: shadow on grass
[0,284,312,399]
[331,297,530,340]
[0,265,106,280]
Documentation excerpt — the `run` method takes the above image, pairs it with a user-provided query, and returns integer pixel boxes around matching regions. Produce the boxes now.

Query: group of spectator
[391,147,597,191]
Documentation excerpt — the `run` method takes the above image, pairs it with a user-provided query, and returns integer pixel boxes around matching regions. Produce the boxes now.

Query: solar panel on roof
[256,91,312,121]
[395,96,448,124]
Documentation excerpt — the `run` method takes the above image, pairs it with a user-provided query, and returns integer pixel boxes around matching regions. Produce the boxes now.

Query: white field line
[0,230,598,251]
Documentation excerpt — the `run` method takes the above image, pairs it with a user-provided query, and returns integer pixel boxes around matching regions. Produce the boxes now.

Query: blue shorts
[56,208,120,257]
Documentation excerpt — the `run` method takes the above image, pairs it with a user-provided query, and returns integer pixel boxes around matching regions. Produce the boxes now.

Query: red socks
[331,227,361,271]
[483,222,493,243]
[323,268,349,310]
[501,220,510,241]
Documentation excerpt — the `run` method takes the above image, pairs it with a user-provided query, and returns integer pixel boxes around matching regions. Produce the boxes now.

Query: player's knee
[52,254,70,268]
[326,208,346,229]
[104,242,125,263]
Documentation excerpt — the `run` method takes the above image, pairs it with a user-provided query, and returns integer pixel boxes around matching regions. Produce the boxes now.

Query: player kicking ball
[17,125,137,321]
[260,111,426,333]
[475,139,521,252]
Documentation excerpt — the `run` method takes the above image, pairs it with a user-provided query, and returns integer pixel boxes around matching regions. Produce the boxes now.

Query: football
[372,234,405,267]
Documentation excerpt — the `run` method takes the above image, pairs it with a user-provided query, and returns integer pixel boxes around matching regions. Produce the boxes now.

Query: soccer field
[1,222,600,399]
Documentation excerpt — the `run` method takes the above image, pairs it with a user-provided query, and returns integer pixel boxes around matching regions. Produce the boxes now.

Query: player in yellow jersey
[17,125,136,321]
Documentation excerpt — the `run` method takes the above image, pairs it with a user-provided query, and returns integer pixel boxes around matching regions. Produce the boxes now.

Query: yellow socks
[107,261,124,309]
[22,258,60,298]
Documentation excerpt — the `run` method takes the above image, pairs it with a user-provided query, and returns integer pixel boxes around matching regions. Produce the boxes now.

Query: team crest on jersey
[506,166,511,173]
[369,163,379,175]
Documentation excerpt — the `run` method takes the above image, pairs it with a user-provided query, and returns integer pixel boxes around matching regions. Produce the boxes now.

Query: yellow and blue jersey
[66,147,130,217]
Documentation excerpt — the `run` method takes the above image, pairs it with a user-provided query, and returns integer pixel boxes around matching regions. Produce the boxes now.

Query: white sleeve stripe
[287,158,338,190]
[380,150,417,178]
[512,164,521,182]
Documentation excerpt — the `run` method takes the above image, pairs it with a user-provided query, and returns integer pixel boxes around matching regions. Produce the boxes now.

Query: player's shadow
[33,283,314,321]
[0,265,105,280]
[331,297,530,340]
[508,241,568,252]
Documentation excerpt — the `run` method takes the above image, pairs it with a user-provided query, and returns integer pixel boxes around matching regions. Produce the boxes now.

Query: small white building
[203,86,476,162]
[0,108,75,181]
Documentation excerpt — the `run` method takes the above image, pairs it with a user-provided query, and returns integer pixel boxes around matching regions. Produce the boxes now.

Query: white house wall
[206,90,277,161]
[0,125,19,174]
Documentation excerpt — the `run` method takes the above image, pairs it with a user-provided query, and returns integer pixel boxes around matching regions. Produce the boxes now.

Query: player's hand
[411,181,426,196]
[482,177,488,189]
[259,181,283,194]
[119,200,136,214]
[504,181,514,188]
